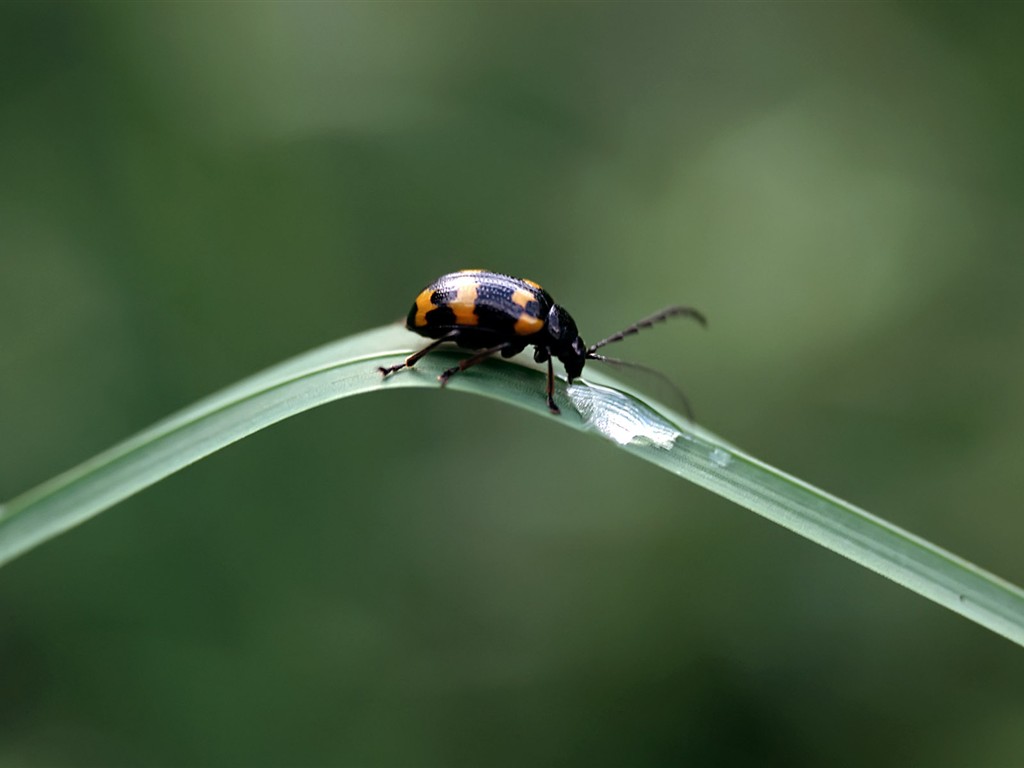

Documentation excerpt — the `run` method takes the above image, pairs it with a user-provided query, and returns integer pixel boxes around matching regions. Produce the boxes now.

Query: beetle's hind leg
[437,342,512,387]
[378,330,459,376]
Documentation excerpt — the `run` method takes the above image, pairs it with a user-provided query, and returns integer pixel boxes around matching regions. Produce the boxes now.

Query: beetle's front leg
[545,357,560,415]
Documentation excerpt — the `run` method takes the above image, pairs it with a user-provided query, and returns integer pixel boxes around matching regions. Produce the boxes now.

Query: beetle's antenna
[586,354,696,420]
[586,306,706,353]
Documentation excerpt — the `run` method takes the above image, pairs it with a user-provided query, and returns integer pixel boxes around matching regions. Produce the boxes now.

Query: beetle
[378,269,705,415]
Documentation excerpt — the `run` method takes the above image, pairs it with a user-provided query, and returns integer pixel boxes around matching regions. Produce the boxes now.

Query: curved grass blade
[2,324,1023,647]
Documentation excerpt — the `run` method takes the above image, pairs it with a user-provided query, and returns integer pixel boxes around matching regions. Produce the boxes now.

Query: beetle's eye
[572,337,586,357]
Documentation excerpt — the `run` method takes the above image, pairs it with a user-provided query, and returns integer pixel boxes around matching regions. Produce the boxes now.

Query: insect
[379,269,706,415]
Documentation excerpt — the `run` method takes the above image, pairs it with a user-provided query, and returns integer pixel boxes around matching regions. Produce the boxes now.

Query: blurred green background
[2,3,1023,766]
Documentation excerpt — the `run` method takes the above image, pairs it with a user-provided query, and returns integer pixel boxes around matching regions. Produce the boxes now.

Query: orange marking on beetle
[510,288,535,310]
[511,288,544,335]
[413,289,436,327]
[523,278,542,289]
[449,280,479,326]
[514,314,544,335]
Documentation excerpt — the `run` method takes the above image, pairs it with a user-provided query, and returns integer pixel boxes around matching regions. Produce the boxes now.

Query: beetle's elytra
[379,269,705,415]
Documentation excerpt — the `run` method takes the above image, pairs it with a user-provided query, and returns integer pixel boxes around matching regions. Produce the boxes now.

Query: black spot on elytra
[425,304,456,327]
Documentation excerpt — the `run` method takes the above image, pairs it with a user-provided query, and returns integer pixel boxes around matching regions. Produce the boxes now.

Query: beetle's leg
[379,330,459,376]
[545,356,560,415]
[437,343,510,387]
[501,342,527,359]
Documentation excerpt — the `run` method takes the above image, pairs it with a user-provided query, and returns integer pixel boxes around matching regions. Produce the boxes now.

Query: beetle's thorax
[546,304,587,381]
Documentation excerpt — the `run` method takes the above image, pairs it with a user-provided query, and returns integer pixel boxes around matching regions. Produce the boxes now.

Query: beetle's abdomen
[406,270,552,341]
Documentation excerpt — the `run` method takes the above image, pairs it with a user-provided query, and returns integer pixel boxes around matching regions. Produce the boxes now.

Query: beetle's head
[547,305,587,382]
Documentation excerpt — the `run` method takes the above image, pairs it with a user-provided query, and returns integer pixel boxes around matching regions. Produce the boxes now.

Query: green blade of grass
[2,324,1023,646]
